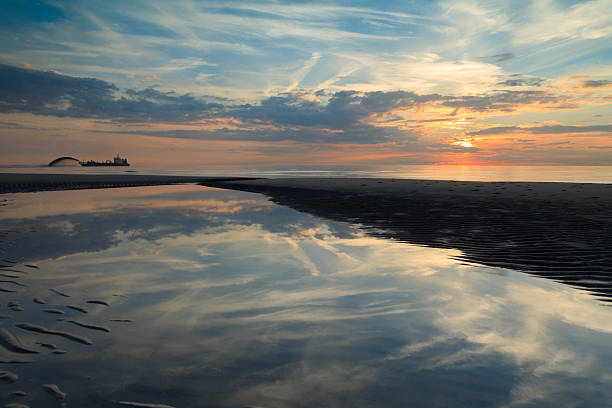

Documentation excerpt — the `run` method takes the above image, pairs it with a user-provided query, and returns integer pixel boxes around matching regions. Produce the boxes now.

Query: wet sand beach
[203,177,612,301]
[2,173,612,301]
[0,173,252,194]
[3,173,612,301]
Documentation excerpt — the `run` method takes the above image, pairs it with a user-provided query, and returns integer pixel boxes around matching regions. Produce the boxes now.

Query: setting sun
[454,139,474,148]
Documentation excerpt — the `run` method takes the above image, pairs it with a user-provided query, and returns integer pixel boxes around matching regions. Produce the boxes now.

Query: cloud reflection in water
[1,185,611,407]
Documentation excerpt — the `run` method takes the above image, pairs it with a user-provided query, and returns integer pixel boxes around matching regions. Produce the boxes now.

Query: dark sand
[0,328,39,354]
[86,300,109,306]
[16,323,93,345]
[115,401,176,408]
[48,288,70,297]
[66,305,88,314]
[42,383,66,400]
[202,178,612,302]
[0,370,19,383]
[67,320,111,332]
[0,173,253,194]
[42,309,64,315]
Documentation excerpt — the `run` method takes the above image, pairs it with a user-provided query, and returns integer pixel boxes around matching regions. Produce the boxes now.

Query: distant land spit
[0,173,254,194]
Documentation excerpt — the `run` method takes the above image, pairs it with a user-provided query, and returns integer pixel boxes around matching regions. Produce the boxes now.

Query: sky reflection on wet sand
[1,185,612,407]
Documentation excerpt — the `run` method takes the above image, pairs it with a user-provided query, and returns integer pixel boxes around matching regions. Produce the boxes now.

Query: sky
[0,0,611,167]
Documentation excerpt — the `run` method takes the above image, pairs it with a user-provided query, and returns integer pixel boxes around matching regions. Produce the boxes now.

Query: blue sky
[1,0,611,166]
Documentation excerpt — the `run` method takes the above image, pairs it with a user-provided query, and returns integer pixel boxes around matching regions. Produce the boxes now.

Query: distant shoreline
[3,172,612,194]
[0,173,254,194]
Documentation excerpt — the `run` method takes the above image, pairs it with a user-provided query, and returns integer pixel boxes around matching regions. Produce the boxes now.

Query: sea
[1,165,612,407]
[2,163,612,183]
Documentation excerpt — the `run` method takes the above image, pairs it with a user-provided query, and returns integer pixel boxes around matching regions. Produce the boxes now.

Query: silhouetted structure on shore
[48,157,80,166]
[48,154,130,167]
[80,154,129,167]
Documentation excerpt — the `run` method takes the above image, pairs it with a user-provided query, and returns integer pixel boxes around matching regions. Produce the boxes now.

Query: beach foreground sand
[203,178,612,301]
[1,173,611,301]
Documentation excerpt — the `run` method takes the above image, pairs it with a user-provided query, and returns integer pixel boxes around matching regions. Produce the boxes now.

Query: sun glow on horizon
[454,138,475,148]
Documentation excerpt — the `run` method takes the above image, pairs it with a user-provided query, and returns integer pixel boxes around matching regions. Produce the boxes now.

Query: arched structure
[48,157,81,166]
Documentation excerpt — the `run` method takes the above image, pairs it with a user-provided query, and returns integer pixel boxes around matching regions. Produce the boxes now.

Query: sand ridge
[0,173,254,194]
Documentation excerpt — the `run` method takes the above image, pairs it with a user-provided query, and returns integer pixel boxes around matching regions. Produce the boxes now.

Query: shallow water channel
[1,185,611,407]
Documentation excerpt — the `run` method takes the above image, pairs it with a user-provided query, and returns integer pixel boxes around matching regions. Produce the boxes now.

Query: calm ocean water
[2,164,612,183]
[1,185,612,407]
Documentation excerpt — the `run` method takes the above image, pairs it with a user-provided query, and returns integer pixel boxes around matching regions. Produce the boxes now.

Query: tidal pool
[1,185,611,407]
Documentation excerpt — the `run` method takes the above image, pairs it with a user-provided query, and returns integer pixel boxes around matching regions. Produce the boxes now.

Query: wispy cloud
[512,0,612,44]
[497,75,545,87]
[469,124,612,136]
[1,0,611,165]
[581,79,612,89]
[486,53,514,63]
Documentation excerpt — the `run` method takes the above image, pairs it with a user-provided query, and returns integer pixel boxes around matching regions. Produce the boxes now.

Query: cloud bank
[3,63,601,148]
[0,64,223,122]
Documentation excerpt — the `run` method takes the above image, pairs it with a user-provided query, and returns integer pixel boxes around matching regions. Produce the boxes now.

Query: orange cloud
[557,76,612,91]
